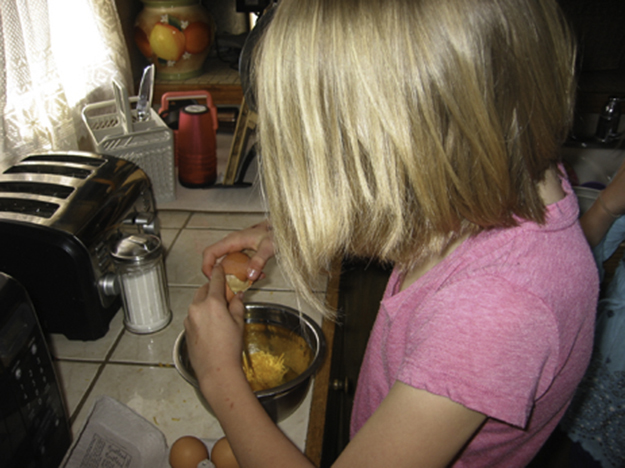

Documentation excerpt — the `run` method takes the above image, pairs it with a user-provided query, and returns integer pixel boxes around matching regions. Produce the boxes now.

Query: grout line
[185,226,245,231]
[68,327,126,425]
[102,360,176,368]
[165,284,199,289]
[160,211,191,261]
[56,358,114,364]
[164,229,183,262]
[180,211,192,229]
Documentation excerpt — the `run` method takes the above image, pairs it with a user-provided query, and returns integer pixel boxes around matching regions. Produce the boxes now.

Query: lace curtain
[0,0,133,169]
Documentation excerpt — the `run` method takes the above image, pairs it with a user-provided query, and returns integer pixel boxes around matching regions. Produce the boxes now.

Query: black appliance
[0,272,71,467]
[0,151,160,340]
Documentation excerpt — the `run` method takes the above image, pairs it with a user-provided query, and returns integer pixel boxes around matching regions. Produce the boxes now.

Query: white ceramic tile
[187,212,266,230]
[54,360,101,418]
[71,364,224,445]
[158,175,265,213]
[277,385,313,452]
[47,310,125,361]
[165,228,327,292]
[161,228,179,253]
[56,201,328,457]
[165,229,225,286]
[71,363,312,451]
[110,287,196,365]
[158,210,191,228]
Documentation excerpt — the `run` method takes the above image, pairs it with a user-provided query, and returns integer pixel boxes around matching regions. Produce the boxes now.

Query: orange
[184,21,211,55]
[134,27,153,58]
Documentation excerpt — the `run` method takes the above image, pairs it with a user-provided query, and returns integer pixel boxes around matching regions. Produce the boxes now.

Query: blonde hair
[253,0,576,314]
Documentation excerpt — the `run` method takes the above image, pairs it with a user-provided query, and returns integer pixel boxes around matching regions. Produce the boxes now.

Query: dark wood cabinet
[320,259,392,467]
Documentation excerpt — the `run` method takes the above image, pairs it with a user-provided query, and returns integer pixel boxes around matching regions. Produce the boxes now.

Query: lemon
[149,23,186,61]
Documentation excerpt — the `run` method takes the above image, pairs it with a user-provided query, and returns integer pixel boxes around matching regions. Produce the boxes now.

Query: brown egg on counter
[211,437,240,468]
[221,252,254,301]
[169,435,209,468]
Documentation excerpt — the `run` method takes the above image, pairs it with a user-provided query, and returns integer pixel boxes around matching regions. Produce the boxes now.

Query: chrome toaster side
[0,151,160,340]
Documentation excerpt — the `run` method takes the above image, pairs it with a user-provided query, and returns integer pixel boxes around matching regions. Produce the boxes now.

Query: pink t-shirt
[350,179,598,467]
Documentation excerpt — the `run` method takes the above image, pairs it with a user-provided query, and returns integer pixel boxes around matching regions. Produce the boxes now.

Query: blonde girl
[185,0,598,466]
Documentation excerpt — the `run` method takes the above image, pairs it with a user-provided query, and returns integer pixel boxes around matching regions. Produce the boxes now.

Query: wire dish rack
[82,80,176,204]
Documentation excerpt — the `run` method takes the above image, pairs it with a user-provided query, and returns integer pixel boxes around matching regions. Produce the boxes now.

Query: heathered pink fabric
[350,178,598,467]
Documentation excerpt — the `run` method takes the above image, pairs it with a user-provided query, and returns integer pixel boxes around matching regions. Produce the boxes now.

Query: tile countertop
[48,210,329,452]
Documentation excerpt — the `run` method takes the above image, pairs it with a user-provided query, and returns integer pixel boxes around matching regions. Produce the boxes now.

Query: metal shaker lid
[111,234,162,264]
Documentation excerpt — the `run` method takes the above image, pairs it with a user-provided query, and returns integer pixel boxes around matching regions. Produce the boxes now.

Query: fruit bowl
[174,303,326,422]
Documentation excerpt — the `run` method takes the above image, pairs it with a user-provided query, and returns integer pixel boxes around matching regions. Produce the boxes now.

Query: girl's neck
[400,167,564,292]
[538,166,565,206]
[399,236,466,292]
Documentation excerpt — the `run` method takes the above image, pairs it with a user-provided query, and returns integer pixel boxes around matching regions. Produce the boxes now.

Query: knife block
[82,80,176,204]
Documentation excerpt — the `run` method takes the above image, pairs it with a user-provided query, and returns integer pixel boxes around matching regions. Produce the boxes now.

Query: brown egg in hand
[169,435,209,468]
[221,252,254,301]
[211,437,240,468]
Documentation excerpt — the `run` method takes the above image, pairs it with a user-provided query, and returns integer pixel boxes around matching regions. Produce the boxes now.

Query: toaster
[0,151,160,340]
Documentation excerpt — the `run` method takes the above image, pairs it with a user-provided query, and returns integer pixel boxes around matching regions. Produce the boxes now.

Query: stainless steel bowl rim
[173,302,326,398]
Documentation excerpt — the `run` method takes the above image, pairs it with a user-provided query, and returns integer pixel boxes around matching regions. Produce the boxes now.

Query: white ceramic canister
[134,0,215,81]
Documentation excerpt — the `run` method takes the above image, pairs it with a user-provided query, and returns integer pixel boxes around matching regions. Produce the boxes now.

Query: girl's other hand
[600,158,625,217]
[580,157,625,246]
[202,220,275,283]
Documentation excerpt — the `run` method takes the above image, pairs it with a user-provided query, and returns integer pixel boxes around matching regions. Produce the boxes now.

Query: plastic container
[82,80,176,204]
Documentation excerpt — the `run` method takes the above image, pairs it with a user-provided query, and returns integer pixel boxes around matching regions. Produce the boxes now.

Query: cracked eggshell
[221,252,254,301]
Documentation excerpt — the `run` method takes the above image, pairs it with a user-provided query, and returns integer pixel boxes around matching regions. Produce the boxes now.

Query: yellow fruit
[149,23,186,61]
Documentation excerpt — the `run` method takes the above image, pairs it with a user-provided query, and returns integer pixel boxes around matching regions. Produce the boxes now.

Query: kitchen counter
[48,137,338,463]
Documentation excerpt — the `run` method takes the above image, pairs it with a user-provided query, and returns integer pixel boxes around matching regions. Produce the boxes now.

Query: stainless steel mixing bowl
[174,302,326,422]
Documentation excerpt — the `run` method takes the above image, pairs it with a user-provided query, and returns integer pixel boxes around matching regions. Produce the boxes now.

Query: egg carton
[61,396,222,468]
[82,80,176,205]
[60,396,169,468]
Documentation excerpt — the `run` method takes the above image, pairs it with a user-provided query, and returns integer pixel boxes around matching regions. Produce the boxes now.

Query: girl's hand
[600,159,625,217]
[184,265,246,389]
[202,220,275,283]
[581,158,625,247]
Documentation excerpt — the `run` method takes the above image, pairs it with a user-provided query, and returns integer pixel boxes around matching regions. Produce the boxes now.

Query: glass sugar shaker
[111,234,172,334]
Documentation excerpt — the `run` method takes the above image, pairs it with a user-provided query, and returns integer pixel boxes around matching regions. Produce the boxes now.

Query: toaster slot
[22,154,106,167]
[4,164,92,179]
[0,182,74,199]
[0,198,59,218]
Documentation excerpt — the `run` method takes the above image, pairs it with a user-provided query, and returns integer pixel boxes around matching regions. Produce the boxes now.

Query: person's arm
[185,265,315,468]
[184,267,486,468]
[335,383,486,468]
[580,160,625,247]
[581,196,620,247]
[202,220,275,281]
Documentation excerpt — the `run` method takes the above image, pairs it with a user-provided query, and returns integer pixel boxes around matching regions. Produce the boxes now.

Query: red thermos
[177,104,217,187]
